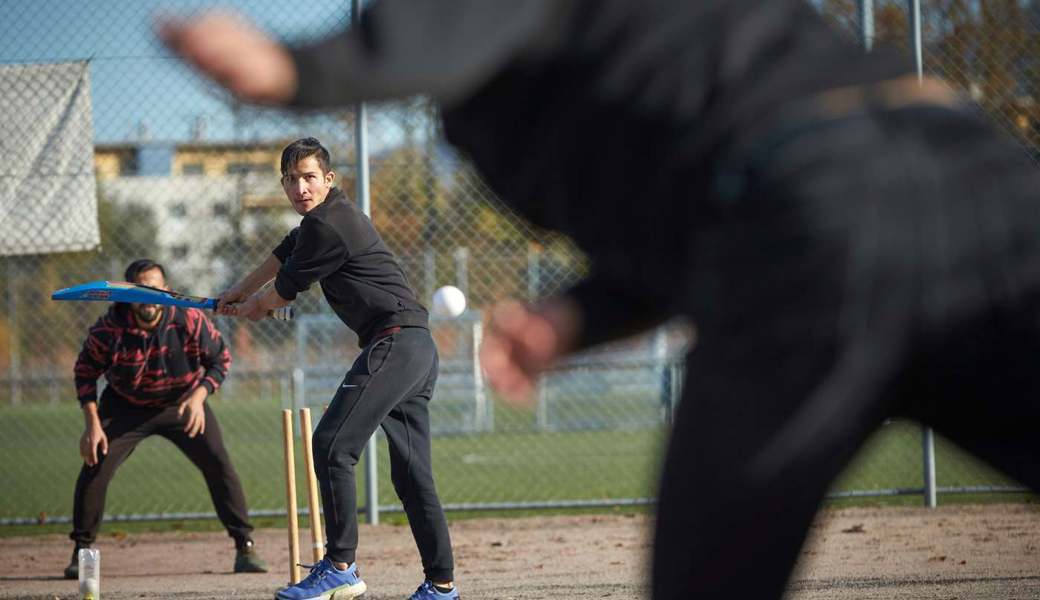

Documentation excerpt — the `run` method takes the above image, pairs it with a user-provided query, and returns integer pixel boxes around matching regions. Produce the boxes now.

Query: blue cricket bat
[51,280,294,321]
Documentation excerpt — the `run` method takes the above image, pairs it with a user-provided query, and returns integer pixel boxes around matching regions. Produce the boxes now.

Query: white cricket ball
[431,285,467,318]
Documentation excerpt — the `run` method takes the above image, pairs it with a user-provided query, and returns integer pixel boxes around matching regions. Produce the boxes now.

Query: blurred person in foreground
[161,2,1040,598]
[67,259,267,579]
[212,138,456,600]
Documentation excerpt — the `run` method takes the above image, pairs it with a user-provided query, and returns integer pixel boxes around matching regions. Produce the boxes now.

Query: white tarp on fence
[0,61,99,256]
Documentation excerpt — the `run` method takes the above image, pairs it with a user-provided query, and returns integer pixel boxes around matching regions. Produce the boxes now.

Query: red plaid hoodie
[74,304,231,408]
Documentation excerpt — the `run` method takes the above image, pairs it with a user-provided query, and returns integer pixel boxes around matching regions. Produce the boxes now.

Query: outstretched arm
[157,12,297,105]
[157,1,574,108]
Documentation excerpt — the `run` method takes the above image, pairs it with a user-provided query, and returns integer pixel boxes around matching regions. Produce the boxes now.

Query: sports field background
[0,390,1024,528]
[3,0,1040,531]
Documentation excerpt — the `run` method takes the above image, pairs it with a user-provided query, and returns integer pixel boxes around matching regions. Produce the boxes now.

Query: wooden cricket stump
[299,407,325,562]
[281,409,301,584]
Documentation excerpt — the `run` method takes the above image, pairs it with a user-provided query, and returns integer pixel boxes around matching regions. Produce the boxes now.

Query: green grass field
[0,394,1030,538]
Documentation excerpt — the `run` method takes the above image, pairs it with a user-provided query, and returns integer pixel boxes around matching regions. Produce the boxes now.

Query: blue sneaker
[409,581,459,600]
[275,559,367,600]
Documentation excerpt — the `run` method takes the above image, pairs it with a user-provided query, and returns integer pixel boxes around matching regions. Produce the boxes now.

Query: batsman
[218,138,458,600]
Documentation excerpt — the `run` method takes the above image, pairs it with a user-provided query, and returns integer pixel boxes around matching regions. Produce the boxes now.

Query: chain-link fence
[0,1,1034,527]
[817,0,1037,503]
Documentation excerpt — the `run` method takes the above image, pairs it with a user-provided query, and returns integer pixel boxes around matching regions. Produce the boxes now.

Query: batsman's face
[282,156,335,216]
[131,267,165,325]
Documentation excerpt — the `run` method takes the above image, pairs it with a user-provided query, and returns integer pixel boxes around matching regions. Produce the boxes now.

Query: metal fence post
[909,0,923,82]
[454,246,469,297]
[471,319,491,432]
[292,368,305,436]
[922,425,937,507]
[906,0,936,508]
[858,0,874,52]
[353,0,379,527]
[7,260,20,406]
[654,329,669,423]
[527,243,541,302]
[536,380,548,431]
[424,245,436,301]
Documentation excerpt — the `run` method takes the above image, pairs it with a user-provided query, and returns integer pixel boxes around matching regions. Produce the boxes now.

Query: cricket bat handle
[267,306,294,321]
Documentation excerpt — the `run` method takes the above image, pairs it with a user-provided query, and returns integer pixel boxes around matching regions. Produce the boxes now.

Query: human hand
[157,11,298,105]
[235,293,269,322]
[79,421,108,467]
[479,298,581,404]
[216,284,248,315]
[176,386,208,438]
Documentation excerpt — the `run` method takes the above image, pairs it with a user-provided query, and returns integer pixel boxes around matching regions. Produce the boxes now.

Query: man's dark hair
[281,137,331,176]
[124,258,166,283]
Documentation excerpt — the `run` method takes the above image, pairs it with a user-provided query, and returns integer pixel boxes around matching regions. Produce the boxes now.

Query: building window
[171,245,189,259]
[136,144,174,176]
[118,154,139,176]
[226,162,271,175]
[213,203,230,217]
[170,203,187,218]
[181,163,204,175]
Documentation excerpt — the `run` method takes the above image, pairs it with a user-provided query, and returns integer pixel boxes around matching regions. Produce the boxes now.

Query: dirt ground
[2,504,1039,600]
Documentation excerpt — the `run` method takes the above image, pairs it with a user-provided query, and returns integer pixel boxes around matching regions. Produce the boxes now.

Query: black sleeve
[287,0,576,108]
[274,218,349,301]
[563,271,673,351]
[272,227,300,263]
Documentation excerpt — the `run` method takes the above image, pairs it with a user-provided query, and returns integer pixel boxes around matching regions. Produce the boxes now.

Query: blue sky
[0,0,358,144]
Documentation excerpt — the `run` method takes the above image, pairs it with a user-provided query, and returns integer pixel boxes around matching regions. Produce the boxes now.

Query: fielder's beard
[132,304,162,328]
